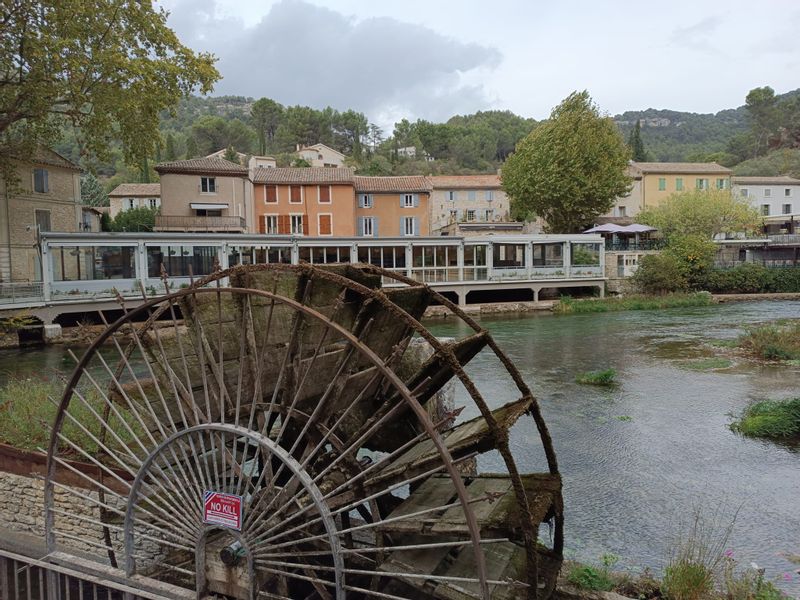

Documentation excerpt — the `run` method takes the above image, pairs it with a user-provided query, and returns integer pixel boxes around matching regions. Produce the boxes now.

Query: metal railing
[604,240,665,251]
[767,234,800,245]
[0,548,189,600]
[714,259,800,269]
[154,215,246,232]
[0,282,44,305]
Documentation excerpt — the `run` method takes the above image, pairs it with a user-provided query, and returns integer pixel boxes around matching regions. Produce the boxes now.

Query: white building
[732,176,800,218]
[108,183,161,219]
[296,143,346,168]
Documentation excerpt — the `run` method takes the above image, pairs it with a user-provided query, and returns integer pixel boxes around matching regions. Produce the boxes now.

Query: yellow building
[607,162,732,218]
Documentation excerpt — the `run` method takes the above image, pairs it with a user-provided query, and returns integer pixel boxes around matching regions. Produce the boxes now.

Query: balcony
[155,215,246,233]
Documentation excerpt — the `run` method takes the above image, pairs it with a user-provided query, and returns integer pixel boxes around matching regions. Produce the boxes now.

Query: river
[1,300,799,594]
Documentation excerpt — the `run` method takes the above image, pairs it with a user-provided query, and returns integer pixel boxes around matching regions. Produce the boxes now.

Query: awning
[190,202,229,210]
[584,223,657,234]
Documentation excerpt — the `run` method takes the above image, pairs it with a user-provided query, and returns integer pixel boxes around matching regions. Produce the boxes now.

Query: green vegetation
[0,377,142,457]
[676,358,733,371]
[575,369,618,386]
[502,91,631,232]
[110,206,159,233]
[0,1,218,182]
[730,398,800,439]
[555,293,713,314]
[628,120,648,161]
[566,554,619,592]
[734,148,800,179]
[738,320,800,361]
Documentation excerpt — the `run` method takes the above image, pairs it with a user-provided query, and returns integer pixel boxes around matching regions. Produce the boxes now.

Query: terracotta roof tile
[108,183,161,197]
[631,161,732,174]
[252,167,355,184]
[429,175,501,189]
[732,176,800,185]
[155,157,248,176]
[354,176,431,193]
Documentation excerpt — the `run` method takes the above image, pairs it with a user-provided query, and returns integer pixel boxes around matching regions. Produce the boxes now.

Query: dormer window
[201,177,216,193]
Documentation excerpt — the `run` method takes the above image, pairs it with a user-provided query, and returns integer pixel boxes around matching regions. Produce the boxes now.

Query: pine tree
[628,120,647,161]
[164,133,177,161]
[185,136,198,159]
[80,173,109,206]
[224,145,239,163]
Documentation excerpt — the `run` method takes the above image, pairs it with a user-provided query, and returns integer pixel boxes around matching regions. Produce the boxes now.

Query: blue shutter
[357,217,363,236]
[369,194,374,208]
[413,194,419,207]
[413,217,419,236]
[373,216,379,237]
[358,194,364,208]
[457,209,464,221]
[400,217,405,236]
[400,195,405,208]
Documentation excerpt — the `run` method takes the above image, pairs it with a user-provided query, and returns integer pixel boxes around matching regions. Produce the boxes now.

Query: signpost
[203,491,243,531]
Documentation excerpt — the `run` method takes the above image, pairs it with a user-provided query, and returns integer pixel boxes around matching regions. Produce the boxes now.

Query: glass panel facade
[571,243,601,266]
[51,246,136,281]
[146,246,217,277]
[532,243,563,267]
[493,244,525,268]
[357,246,406,269]
[299,246,351,264]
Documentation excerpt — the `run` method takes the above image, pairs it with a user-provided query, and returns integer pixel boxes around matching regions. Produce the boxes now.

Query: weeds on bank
[576,368,618,386]
[566,554,619,592]
[555,293,713,314]
[730,398,800,439]
[737,320,800,361]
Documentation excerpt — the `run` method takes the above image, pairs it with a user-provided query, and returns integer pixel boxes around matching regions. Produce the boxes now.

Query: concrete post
[563,242,571,278]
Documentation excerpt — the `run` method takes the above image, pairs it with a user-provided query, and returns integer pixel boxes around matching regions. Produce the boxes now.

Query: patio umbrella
[621,223,657,233]
[583,223,624,233]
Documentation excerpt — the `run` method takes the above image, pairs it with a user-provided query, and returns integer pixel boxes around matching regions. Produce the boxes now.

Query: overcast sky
[158,0,800,129]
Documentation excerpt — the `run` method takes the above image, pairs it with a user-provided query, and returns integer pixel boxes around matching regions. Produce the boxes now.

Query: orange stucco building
[251,169,432,237]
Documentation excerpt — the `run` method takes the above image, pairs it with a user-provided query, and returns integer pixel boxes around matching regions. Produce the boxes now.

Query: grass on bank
[676,358,733,371]
[0,377,142,457]
[554,292,713,314]
[730,398,800,439]
[737,320,800,361]
[575,368,618,386]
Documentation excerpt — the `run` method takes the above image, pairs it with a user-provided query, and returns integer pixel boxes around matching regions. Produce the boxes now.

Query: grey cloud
[167,0,501,122]
[669,15,725,52]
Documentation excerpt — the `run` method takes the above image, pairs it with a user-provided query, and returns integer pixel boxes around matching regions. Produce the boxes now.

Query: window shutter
[358,195,364,208]
[413,194,420,208]
[372,217,379,237]
[266,186,277,203]
[319,214,332,235]
[43,170,49,193]
[369,194,374,207]
[457,209,463,220]
[278,214,290,234]
[413,217,419,236]
[259,215,266,234]
[302,217,309,235]
[400,195,405,208]
[400,217,405,236]
[357,218,363,236]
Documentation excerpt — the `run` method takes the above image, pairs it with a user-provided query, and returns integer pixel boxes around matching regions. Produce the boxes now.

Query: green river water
[1,300,799,594]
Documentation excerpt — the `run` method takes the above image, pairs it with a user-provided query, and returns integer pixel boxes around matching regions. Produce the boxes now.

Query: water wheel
[44,263,563,600]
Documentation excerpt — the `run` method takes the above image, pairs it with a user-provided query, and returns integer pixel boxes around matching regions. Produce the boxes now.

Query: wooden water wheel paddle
[44,263,563,600]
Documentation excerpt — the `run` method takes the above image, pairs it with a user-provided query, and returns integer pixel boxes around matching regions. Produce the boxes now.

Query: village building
[428,175,510,233]
[604,161,733,219]
[354,176,431,237]
[153,158,251,233]
[732,176,800,233]
[108,183,161,219]
[0,148,82,282]
[252,167,356,236]
[296,143,346,168]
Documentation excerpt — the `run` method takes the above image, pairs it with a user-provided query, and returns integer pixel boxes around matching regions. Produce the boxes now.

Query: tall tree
[184,135,199,159]
[250,98,284,154]
[164,133,178,161]
[0,1,219,180]
[501,91,632,233]
[80,173,109,207]
[745,86,779,158]
[628,120,647,161]
[223,145,239,163]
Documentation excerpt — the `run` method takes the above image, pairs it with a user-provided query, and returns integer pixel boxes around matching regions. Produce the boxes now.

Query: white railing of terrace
[2,233,605,304]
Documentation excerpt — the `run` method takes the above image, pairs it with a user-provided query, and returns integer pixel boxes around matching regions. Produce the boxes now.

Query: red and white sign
[203,491,243,530]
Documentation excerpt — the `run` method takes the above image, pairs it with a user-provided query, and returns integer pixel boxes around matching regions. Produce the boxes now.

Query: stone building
[0,148,82,282]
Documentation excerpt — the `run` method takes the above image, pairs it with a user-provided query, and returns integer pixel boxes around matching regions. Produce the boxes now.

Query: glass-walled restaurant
[42,234,603,299]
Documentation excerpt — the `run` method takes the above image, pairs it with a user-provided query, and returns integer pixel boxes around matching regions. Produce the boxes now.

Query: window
[764,188,771,197]
[696,178,709,190]
[360,217,376,237]
[35,209,51,232]
[466,209,476,221]
[289,185,302,203]
[318,185,331,203]
[318,213,332,235]
[127,198,136,209]
[617,206,627,217]
[467,190,477,201]
[485,190,494,201]
[200,177,216,193]
[195,208,222,217]
[290,215,305,234]
[762,204,770,216]
[676,178,684,191]
[146,246,217,278]
[148,198,159,209]
[785,188,792,197]
[783,204,792,215]
[716,178,727,190]
[360,194,373,208]
[403,194,414,208]
[261,215,278,234]
[740,188,748,197]
[33,168,49,193]
[484,209,494,221]
[265,186,277,203]
[658,178,666,191]
[448,191,457,201]
[402,216,416,236]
